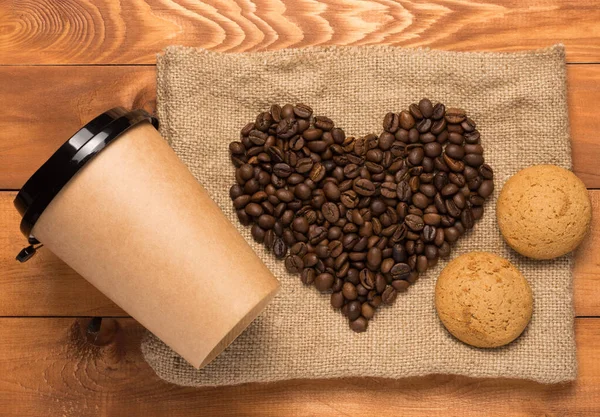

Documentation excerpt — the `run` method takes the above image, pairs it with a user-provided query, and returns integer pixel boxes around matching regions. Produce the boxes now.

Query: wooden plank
[0,317,597,416]
[0,0,599,64]
[1,190,599,317]
[0,66,156,190]
[1,64,599,189]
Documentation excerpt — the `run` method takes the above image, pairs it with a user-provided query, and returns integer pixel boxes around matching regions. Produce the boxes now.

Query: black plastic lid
[14,107,158,259]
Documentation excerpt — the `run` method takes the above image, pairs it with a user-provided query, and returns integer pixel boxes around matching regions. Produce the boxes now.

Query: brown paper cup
[14,108,279,368]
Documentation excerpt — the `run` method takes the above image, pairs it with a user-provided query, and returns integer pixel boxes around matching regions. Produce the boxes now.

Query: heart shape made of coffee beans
[228,99,494,333]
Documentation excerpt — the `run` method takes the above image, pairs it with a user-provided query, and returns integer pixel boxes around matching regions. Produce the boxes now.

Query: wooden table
[1,1,599,415]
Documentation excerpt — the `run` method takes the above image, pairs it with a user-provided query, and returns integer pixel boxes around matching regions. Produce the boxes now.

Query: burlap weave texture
[142,44,576,386]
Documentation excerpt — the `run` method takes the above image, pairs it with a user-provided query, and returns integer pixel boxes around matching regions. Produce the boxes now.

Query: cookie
[435,252,533,348]
[496,164,591,260]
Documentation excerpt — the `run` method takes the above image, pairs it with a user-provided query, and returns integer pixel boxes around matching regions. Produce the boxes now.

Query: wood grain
[1,64,600,189]
[1,190,598,317]
[0,0,599,65]
[0,317,597,416]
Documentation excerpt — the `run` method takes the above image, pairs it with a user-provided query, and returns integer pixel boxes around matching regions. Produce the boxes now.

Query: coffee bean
[445,199,461,218]
[293,103,313,119]
[350,317,368,332]
[383,112,400,133]
[478,179,494,198]
[359,269,376,289]
[461,208,474,229]
[432,102,445,120]
[464,131,480,144]
[404,214,425,232]
[464,153,484,167]
[353,178,376,196]
[445,227,460,243]
[331,291,344,308]
[453,192,466,209]
[412,193,429,209]
[467,174,482,190]
[314,116,334,131]
[314,272,335,292]
[472,206,484,220]
[419,98,434,118]
[479,164,494,180]
[322,202,340,223]
[273,237,288,258]
[443,154,465,172]
[389,263,409,281]
[301,268,316,285]
[424,142,442,158]
[423,213,441,226]
[285,255,304,273]
[441,183,459,197]
[399,111,415,129]
[445,144,465,160]
[382,286,398,305]
[408,147,425,166]
[416,118,432,134]
[422,225,436,242]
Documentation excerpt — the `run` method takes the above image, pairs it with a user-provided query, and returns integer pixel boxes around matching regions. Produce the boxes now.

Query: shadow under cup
[14,108,279,369]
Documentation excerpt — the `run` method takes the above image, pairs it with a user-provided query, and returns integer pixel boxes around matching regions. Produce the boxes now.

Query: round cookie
[497,164,591,260]
[435,252,533,348]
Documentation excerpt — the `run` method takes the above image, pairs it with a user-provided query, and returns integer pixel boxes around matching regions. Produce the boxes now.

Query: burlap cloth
[142,44,576,386]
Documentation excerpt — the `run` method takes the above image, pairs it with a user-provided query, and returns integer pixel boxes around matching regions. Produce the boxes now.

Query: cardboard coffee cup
[14,108,279,368]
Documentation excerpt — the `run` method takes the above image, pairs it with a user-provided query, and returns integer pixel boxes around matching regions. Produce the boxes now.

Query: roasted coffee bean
[367,247,383,268]
[314,116,334,131]
[424,142,442,158]
[472,206,484,220]
[301,268,316,285]
[322,202,340,223]
[408,147,425,166]
[353,178,376,196]
[416,118,432,134]
[330,291,344,308]
[422,225,436,242]
[479,164,494,180]
[478,179,494,198]
[382,286,398,305]
[399,111,415,130]
[293,103,313,119]
[445,144,464,160]
[445,227,460,243]
[432,102,445,120]
[464,153,484,167]
[404,214,425,232]
[461,208,474,229]
[453,192,466,209]
[285,255,304,273]
[383,112,400,133]
[418,98,434,118]
[390,263,411,280]
[273,237,288,258]
[350,317,368,332]
[314,272,335,292]
[440,183,458,197]
[412,193,429,209]
[446,199,462,218]
[443,154,465,172]
[423,213,441,226]
[468,175,483,191]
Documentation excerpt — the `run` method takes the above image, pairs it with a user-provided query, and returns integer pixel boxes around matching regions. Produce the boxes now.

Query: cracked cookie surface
[497,164,591,260]
[435,252,533,348]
